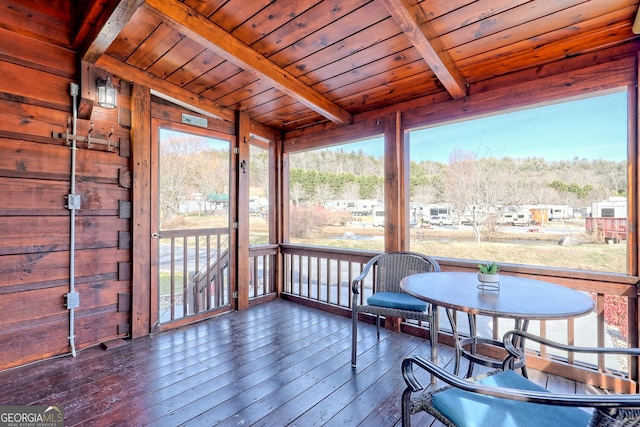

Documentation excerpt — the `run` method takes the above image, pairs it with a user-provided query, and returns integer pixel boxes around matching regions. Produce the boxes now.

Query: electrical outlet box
[66,292,80,309]
[67,194,81,210]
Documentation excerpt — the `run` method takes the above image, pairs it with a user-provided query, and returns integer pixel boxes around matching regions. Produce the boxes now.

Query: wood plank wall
[0,3,132,370]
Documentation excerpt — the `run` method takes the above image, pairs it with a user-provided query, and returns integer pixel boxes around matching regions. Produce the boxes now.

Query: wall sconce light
[96,76,117,109]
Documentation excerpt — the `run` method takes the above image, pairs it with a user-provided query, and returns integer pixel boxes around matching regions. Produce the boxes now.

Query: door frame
[150,118,237,331]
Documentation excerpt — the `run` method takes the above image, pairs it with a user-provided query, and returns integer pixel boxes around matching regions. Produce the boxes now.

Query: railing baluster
[567,318,575,365]
[182,236,188,315]
[170,237,176,320]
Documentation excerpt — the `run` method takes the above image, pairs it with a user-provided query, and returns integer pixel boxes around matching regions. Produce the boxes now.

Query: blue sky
[341,90,627,163]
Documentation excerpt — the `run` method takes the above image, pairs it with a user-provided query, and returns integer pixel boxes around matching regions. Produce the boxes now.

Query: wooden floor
[0,300,586,426]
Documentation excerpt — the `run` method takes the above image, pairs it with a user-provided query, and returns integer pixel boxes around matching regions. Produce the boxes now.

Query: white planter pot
[478,272,499,283]
[477,272,500,291]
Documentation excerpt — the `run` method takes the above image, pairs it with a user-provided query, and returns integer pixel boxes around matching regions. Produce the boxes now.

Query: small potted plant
[477,262,500,290]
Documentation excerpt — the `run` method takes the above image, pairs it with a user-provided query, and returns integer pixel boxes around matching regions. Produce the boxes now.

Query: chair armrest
[502,330,640,365]
[351,255,381,295]
[402,355,640,408]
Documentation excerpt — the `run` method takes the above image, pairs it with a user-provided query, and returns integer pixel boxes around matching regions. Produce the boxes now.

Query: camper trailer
[586,197,627,242]
[591,197,627,218]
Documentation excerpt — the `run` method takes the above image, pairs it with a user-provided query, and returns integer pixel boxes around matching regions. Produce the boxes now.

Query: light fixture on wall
[96,76,117,109]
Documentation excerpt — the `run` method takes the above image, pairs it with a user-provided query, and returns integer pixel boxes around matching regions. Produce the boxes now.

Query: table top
[400,271,594,320]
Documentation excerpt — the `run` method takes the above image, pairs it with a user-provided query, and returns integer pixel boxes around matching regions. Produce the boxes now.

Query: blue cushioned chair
[401,330,640,427]
[351,251,440,367]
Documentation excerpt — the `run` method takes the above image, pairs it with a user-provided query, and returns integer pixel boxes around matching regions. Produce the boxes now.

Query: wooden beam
[76,0,145,64]
[380,0,467,100]
[384,111,404,253]
[96,54,235,122]
[143,0,353,126]
[130,83,152,338]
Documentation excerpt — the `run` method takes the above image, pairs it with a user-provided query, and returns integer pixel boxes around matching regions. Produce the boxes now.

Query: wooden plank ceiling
[74,0,640,134]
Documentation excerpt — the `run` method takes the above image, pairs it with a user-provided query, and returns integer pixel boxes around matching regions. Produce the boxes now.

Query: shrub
[604,294,628,339]
[289,207,327,238]
[592,293,628,340]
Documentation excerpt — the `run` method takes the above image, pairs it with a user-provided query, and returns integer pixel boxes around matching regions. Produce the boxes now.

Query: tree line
[289,148,626,211]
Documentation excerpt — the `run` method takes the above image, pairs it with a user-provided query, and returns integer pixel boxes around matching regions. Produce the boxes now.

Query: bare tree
[159,135,206,226]
[443,150,486,242]
[340,181,361,200]
[314,183,334,207]
[290,182,306,207]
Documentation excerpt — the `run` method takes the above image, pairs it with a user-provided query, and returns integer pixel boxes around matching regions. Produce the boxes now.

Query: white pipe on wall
[68,82,79,357]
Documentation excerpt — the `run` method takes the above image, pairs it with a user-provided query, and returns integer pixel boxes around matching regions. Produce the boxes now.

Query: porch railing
[248,244,278,300]
[158,229,278,323]
[158,228,231,323]
[280,243,640,392]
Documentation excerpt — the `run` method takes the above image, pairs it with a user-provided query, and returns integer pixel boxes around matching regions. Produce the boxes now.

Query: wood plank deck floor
[0,300,585,426]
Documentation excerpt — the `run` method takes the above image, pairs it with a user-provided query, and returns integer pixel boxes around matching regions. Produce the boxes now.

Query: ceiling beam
[143,0,352,126]
[96,54,235,122]
[76,0,146,63]
[380,0,467,99]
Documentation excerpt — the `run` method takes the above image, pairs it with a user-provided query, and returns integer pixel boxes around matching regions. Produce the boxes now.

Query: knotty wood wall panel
[0,1,132,370]
[0,216,127,256]
[0,312,71,365]
[1,248,128,292]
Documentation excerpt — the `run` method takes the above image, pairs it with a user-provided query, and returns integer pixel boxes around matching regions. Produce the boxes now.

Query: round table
[400,271,595,378]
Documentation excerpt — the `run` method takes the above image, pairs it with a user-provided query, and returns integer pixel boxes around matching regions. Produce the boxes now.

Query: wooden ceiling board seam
[265,2,391,70]
[467,42,640,96]
[308,49,426,95]
[233,88,291,114]
[243,92,299,119]
[181,0,228,20]
[283,18,406,80]
[429,0,532,36]
[180,59,244,95]
[164,50,226,88]
[418,0,477,21]
[230,0,325,47]
[199,67,259,101]
[448,3,638,63]
[296,37,418,89]
[208,0,274,33]
[212,78,276,108]
[105,7,159,62]
[326,60,435,104]
[146,37,206,80]
[456,9,636,71]
[439,0,628,50]
[247,0,373,58]
[253,100,318,124]
[336,87,443,116]
[459,21,635,84]
[124,22,184,71]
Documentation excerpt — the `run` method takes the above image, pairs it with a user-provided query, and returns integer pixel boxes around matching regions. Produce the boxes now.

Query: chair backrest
[373,252,440,293]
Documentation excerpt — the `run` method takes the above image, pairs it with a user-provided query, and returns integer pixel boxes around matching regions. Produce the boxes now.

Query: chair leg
[401,387,412,427]
[351,308,358,367]
[376,315,381,340]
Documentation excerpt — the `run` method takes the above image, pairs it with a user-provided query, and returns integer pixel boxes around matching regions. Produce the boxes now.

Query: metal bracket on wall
[51,119,119,151]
